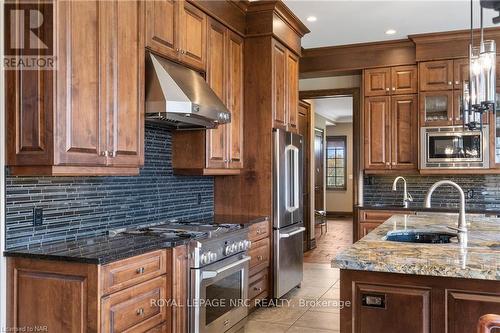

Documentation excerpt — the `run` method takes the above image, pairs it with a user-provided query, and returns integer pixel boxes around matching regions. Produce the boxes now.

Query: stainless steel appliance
[273,129,305,298]
[145,53,231,129]
[109,219,251,333]
[421,126,489,169]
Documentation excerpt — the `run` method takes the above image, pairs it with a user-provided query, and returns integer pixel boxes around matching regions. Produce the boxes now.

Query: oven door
[191,255,250,333]
[421,126,489,168]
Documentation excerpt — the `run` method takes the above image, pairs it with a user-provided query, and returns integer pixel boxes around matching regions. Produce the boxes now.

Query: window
[326,136,347,190]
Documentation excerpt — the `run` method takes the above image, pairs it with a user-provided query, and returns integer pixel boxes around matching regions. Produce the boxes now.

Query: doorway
[300,88,361,263]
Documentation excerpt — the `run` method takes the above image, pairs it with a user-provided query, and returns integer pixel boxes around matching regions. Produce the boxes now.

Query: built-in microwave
[420,126,489,169]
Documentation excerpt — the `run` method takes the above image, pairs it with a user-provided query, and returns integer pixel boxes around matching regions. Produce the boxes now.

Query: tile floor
[237,219,352,332]
[238,263,341,333]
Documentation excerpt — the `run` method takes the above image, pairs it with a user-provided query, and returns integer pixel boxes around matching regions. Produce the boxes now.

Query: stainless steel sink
[385,230,458,244]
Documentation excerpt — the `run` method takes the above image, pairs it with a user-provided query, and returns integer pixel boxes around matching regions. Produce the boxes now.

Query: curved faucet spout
[424,180,467,233]
[392,176,412,208]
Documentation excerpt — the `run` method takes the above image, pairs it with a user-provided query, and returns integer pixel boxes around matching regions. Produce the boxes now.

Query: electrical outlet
[197,193,202,205]
[33,207,43,226]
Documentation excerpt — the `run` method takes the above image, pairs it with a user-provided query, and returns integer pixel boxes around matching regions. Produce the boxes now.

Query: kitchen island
[332,213,500,333]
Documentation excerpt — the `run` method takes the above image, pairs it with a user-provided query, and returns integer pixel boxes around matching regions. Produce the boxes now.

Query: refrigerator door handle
[279,227,306,239]
[285,145,300,213]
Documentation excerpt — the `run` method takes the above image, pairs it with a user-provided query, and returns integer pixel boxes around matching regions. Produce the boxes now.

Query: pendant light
[464,0,496,130]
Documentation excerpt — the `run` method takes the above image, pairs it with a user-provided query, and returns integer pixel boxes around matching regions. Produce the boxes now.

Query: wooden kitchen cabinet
[272,39,299,132]
[364,66,417,96]
[145,0,206,71]
[6,0,144,176]
[364,96,391,170]
[7,247,185,333]
[357,209,416,241]
[453,58,469,89]
[419,60,454,91]
[391,95,418,170]
[173,18,244,175]
[419,90,454,126]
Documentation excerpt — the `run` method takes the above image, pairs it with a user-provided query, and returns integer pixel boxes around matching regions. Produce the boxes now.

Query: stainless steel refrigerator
[273,128,305,298]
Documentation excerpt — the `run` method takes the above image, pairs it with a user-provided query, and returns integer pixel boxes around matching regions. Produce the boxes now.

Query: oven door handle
[201,256,251,280]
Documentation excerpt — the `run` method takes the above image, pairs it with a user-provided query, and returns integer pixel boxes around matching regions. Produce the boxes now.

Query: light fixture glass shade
[480,40,496,104]
[469,45,483,107]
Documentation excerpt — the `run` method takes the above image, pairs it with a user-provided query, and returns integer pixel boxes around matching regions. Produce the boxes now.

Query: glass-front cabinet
[420,91,454,126]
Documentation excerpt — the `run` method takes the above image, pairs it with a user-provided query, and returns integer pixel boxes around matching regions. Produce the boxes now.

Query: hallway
[304,218,353,264]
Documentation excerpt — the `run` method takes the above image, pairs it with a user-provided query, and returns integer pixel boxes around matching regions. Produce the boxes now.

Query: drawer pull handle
[136,308,145,316]
[254,287,263,292]
[256,229,261,235]
[257,255,263,261]
[136,267,145,274]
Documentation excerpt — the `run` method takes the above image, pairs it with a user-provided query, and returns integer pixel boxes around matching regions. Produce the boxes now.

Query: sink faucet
[392,176,413,208]
[424,180,467,234]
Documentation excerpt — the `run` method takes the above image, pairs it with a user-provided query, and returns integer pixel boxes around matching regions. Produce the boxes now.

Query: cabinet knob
[385,162,390,166]
[254,287,263,292]
[256,229,261,235]
[110,151,116,158]
[100,151,108,157]
[136,308,145,316]
[448,117,452,121]
[392,162,396,165]
[448,81,452,85]
[176,48,180,52]
[455,81,460,85]
[392,87,396,91]
[136,267,145,274]
[257,255,263,261]
[385,88,390,91]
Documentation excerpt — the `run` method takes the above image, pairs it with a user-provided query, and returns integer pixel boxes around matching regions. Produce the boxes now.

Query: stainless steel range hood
[145,53,231,129]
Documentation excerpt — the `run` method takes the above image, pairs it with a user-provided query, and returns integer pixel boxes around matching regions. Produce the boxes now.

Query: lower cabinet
[247,220,271,308]
[356,209,416,241]
[341,270,500,333]
[7,247,188,333]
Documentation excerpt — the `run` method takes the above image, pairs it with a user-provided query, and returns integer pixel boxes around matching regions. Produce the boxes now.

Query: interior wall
[326,123,353,213]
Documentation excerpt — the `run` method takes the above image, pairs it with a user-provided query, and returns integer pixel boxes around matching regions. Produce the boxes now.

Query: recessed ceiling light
[385,29,397,35]
[306,16,317,22]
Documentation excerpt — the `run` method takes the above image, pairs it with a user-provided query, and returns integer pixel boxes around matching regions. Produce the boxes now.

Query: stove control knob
[231,243,238,252]
[224,245,232,256]
[210,252,217,262]
[243,240,251,250]
[201,253,209,265]
[238,241,245,251]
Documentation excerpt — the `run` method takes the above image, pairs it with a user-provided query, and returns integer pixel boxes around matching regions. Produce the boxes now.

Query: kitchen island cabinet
[334,213,500,333]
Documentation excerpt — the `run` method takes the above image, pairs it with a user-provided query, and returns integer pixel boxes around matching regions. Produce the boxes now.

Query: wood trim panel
[187,0,247,37]
[300,39,416,78]
[8,165,140,176]
[172,245,188,333]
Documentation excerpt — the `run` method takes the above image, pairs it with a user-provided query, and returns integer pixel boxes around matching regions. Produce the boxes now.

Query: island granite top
[332,213,500,281]
[4,215,268,265]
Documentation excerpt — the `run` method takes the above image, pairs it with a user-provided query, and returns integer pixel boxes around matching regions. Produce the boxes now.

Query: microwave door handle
[201,256,251,280]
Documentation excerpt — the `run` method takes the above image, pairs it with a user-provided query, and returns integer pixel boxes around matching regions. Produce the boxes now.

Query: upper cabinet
[419,60,454,91]
[272,39,299,132]
[364,65,417,96]
[145,0,206,71]
[6,0,144,176]
[172,18,244,175]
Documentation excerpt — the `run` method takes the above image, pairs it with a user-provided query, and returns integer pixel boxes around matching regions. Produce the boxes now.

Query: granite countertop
[3,215,268,265]
[356,204,500,216]
[333,213,500,281]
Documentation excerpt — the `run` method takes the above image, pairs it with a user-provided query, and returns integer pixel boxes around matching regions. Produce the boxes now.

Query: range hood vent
[145,53,231,130]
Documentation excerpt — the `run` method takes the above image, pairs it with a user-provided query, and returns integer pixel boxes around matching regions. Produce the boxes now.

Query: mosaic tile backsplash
[363,175,500,211]
[5,124,214,249]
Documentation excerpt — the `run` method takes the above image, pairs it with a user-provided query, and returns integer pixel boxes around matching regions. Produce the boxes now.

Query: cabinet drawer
[359,210,414,222]
[101,276,168,333]
[249,269,268,300]
[249,220,270,242]
[102,250,168,295]
[249,238,270,275]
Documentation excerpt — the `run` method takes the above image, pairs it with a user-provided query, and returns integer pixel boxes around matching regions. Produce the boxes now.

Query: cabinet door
[453,90,488,126]
[272,39,287,130]
[108,0,144,167]
[55,0,107,166]
[391,66,417,95]
[364,96,391,170]
[391,95,418,170]
[453,58,469,89]
[144,0,179,61]
[354,283,431,333]
[286,50,299,132]
[179,1,206,71]
[447,291,500,333]
[364,68,391,96]
[419,60,453,91]
[358,222,382,240]
[206,18,227,169]
[226,31,244,169]
[419,91,454,126]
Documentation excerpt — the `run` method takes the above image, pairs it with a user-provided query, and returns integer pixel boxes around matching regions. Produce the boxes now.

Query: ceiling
[313,96,353,123]
[284,0,499,48]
